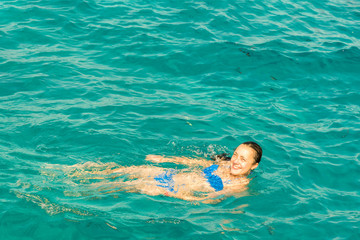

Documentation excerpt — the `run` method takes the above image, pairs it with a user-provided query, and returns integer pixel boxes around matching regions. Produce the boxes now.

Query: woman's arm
[145,155,212,167]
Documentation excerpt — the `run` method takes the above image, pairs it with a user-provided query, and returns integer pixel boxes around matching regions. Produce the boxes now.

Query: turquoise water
[1,0,360,239]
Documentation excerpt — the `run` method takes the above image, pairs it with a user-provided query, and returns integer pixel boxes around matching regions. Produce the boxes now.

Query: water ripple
[1,0,359,239]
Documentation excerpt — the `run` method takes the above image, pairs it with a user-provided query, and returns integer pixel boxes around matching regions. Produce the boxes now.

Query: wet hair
[242,141,262,163]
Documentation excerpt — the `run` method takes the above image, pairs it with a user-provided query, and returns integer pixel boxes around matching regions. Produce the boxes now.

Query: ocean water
[1,0,360,239]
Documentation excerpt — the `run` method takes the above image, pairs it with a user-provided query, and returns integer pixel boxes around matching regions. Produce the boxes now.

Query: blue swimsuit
[202,165,224,192]
[154,170,177,193]
[154,165,224,193]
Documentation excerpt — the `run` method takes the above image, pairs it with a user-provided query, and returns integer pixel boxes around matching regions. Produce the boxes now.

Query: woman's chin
[231,169,250,177]
[230,169,242,176]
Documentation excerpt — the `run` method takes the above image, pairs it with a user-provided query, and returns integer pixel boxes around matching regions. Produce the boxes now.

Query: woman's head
[230,142,262,176]
[241,141,262,163]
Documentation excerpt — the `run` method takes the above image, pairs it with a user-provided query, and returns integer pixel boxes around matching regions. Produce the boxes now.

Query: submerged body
[44,142,262,202]
[113,164,250,200]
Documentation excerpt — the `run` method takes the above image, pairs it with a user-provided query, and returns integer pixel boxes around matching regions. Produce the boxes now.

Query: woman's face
[230,144,258,176]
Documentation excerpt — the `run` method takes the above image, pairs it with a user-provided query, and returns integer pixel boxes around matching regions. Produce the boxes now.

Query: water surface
[1,0,359,239]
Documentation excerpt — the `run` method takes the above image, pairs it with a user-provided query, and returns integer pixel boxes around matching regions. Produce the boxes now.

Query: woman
[108,141,262,201]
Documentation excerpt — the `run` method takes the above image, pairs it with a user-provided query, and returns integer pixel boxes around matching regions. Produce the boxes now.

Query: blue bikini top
[203,165,224,192]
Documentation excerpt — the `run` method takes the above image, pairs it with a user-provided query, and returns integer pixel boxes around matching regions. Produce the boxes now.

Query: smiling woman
[65,142,262,202]
[40,142,262,203]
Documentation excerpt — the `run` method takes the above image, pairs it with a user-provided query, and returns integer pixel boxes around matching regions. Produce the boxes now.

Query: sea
[0,0,359,239]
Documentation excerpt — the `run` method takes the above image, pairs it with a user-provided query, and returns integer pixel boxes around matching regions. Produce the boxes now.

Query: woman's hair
[242,141,262,163]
